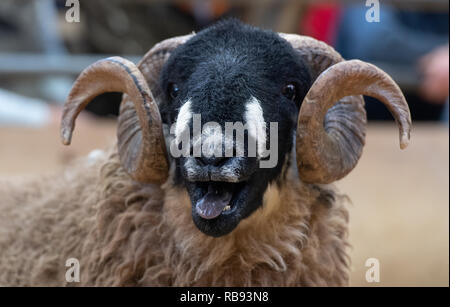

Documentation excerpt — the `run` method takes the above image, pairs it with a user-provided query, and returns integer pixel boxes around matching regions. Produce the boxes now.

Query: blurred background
[0,0,448,286]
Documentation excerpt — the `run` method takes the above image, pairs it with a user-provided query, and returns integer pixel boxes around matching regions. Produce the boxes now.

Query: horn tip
[61,129,72,146]
[400,132,410,150]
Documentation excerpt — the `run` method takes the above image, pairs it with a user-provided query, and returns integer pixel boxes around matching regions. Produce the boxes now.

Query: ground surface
[0,120,448,286]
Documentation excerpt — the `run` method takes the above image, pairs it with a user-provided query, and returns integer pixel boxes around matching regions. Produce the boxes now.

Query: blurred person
[335,4,449,121]
[300,2,341,46]
[418,44,449,121]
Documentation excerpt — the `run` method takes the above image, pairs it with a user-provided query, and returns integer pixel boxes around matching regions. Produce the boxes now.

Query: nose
[196,156,228,167]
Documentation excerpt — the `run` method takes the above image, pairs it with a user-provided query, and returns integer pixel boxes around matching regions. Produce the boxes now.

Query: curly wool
[0,149,350,286]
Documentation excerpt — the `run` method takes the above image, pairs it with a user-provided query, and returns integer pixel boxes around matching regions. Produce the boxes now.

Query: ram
[0,20,411,286]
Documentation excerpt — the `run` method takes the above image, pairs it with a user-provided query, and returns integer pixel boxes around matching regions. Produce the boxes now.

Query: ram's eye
[169,83,180,99]
[282,84,296,101]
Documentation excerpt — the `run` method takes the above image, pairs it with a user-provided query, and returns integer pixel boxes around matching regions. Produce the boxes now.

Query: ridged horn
[60,56,168,183]
[280,33,411,183]
[297,60,411,183]
[61,34,194,184]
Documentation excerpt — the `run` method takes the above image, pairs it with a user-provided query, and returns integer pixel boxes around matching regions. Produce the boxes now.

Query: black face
[160,20,311,237]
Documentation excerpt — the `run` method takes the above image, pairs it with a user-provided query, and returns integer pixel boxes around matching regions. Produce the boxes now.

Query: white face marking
[244,96,267,158]
[193,121,223,158]
[174,99,192,143]
[183,157,198,179]
[210,157,244,182]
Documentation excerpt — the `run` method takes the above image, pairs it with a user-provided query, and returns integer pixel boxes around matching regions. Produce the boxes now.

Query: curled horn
[297,60,411,183]
[280,34,411,183]
[60,56,168,183]
[61,34,193,184]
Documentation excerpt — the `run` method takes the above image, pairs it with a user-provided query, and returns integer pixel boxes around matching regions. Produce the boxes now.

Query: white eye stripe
[174,99,192,143]
[244,96,266,158]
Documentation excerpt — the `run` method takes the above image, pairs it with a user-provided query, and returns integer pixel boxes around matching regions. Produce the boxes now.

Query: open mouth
[192,181,247,220]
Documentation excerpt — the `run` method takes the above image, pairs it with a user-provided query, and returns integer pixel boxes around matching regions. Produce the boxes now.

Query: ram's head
[61,20,411,237]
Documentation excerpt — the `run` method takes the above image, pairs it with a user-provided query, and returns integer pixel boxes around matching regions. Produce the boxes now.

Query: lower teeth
[223,205,231,212]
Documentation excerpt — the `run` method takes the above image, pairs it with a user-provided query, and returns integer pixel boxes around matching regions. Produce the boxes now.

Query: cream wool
[0,150,349,286]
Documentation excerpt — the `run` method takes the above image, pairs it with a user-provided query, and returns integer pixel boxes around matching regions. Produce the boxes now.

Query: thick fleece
[0,149,350,286]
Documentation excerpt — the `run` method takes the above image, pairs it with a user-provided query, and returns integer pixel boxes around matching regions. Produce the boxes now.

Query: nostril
[197,156,228,167]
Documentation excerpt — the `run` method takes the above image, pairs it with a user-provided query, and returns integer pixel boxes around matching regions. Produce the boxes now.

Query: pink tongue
[195,185,232,220]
